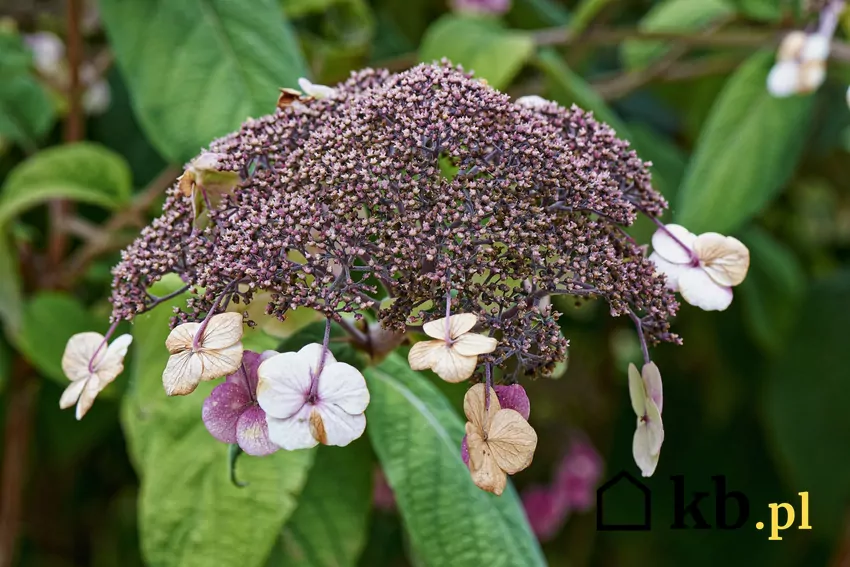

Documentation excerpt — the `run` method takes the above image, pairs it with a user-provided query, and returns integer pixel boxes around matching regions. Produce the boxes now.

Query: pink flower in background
[522,485,568,541]
[555,439,603,511]
[521,436,604,541]
[450,0,511,15]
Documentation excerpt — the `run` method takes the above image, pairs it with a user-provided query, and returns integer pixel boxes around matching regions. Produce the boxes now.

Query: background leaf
[121,276,315,567]
[419,15,534,90]
[737,227,805,353]
[99,0,309,164]
[621,0,734,70]
[365,354,546,567]
[0,142,132,225]
[674,51,814,234]
[12,292,101,386]
[0,231,23,336]
[0,29,55,150]
[267,442,373,567]
[763,271,850,539]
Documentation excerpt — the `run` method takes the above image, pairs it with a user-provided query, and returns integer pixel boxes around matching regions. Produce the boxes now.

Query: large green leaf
[621,0,733,70]
[99,0,308,164]
[763,272,850,539]
[674,51,814,234]
[12,292,101,386]
[365,354,545,567]
[267,443,373,567]
[419,16,534,90]
[737,227,805,354]
[0,142,132,225]
[122,276,315,567]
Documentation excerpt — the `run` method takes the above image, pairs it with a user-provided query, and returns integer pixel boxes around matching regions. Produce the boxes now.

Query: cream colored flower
[464,383,537,496]
[61,332,133,420]
[649,224,749,311]
[297,78,336,100]
[257,343,369,450]
[408,314,497,383]
[628,362,664,477]
[162,312,244,396]
[767,31,829,97]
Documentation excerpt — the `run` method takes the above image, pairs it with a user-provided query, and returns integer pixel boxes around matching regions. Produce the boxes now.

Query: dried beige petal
[201,313,244,349]
[162,314,244,395]
[198,343,244,382]
[463,383,501,434]
[430,346,478,383]
[486,409,538,474]
[162,350,204,396]
[466,425,508,496]
[694,233,750,287]
[277,87,303,109]
[453,333,498,357]
[165,322,198,353]
[60,332,133,419]
[422,313,478,340]
[408,340,442,371]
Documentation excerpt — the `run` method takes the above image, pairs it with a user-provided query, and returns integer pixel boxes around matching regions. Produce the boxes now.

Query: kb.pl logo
[596,471,812,540]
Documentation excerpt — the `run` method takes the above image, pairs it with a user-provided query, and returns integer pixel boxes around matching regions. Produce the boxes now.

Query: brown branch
[61,166,181,284]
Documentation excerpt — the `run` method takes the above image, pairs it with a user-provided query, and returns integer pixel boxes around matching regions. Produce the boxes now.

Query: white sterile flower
[61,332,133,420]
[297,77,336,100]
[777,31,807,62]
[515,95,551,109]
[846,85,850,109]
[648,224,750,312]
[767,61,801,97]
[24,31,65,76]
[628,362,663,477]
[162,312,244,396]
[408,313,498,383]
[801,33,830,62]
[798,60,827,93]
[256,343,370,450]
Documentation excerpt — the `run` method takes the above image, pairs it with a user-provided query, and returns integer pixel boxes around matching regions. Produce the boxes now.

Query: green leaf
[737,228,805,354]
[12,292,100,386]
[621,0,734,70]
[627,121,687,203]
[99,0,309,164]
[674,51,814,234]
[267,443,373,567]
[0,142,132,225]
[536,48,630,137]
[419,16,534,90]
[731,0,790,21]
[364,354,545,567]
[121,276,315,567]
[0,231,22,337]
[0,336,10,394]
[0,29,55,150]
[764,271,850,539]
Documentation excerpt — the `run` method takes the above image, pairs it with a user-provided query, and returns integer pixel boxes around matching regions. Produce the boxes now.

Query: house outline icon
[596,470,652,531]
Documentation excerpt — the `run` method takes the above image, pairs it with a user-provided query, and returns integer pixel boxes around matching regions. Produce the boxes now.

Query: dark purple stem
[628,309,651,366]
[484,363,492,412]
[192,280,238,351]
[87,320,120,373]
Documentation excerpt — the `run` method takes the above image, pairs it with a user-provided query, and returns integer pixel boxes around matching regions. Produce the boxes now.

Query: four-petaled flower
[257,343,370,450]
[162,312,245,396]
[203,350,280,456]
[461,384,530,465]
[464,383,538,495]
[61,332,133,420]
[649,224,750,311]
[408,314,498,383]
[628,362,664,477]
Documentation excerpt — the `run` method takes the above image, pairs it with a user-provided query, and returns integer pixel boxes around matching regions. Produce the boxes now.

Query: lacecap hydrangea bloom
[60,61,748,487]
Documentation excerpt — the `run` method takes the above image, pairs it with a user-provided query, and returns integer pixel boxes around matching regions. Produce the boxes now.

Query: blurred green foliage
[1,0,849,566]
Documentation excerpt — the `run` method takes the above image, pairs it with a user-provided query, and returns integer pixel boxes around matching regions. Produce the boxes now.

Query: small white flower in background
[628,362,663,478]
[297,77,336,100]
[649,224,750,311]
[80,62,110,115]
[464,383,538,496]
[846,85,850,108]
[162,312,244,396]
[61,332,132,419]
[767,31,830,97]
[515,95,552,110]
[256,343,370,450]
[408,313,498,383]
[24,31,65,76]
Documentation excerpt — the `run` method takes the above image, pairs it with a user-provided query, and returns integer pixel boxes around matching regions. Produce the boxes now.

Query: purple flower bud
[494,384,531,420]
[202,350,279,456]
[461,435,470,467]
